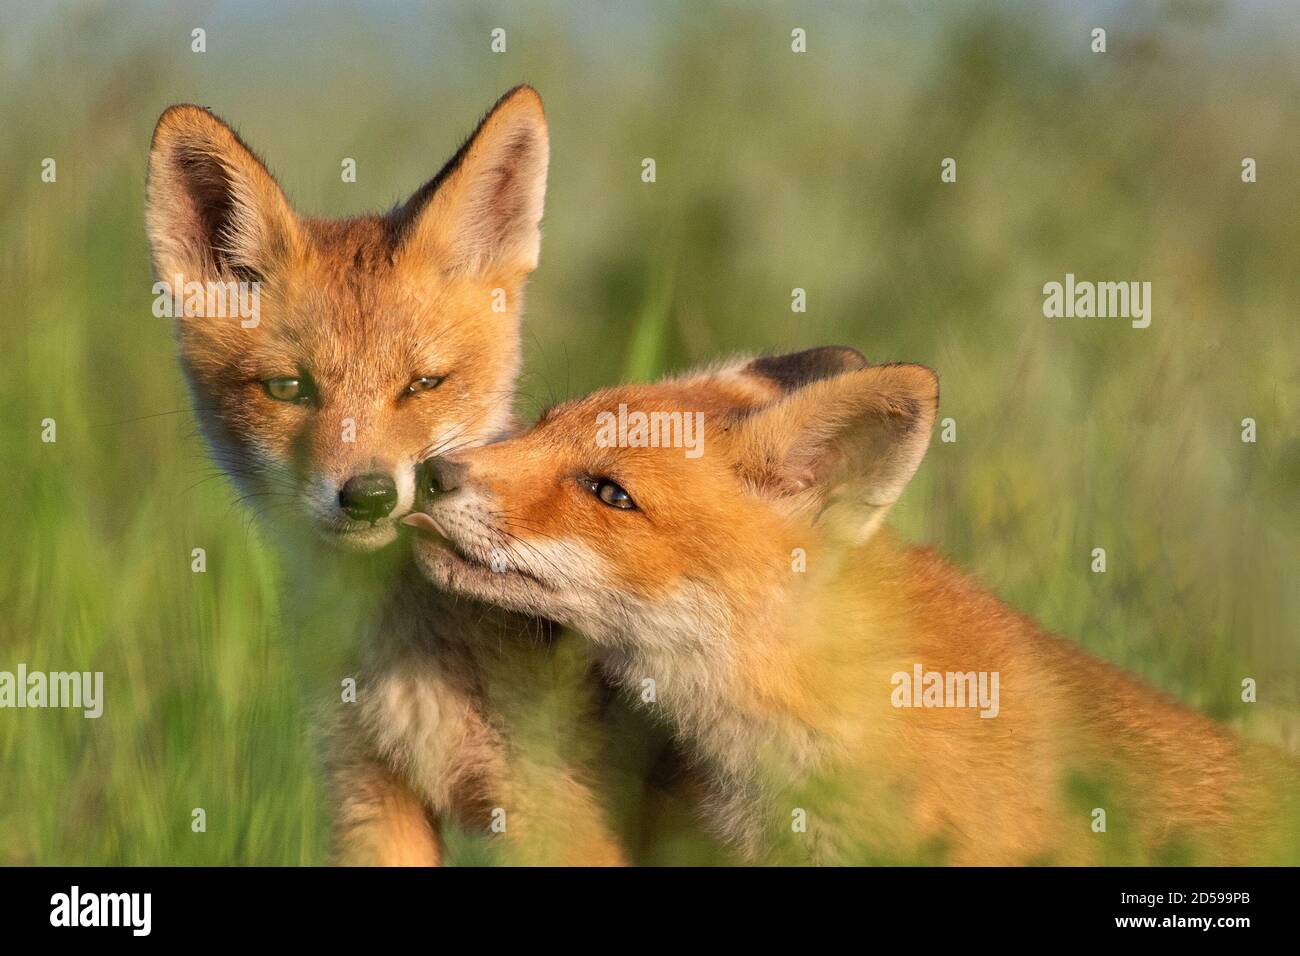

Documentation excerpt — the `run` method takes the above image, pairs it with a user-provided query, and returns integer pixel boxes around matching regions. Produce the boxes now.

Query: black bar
[1,867,1287,941]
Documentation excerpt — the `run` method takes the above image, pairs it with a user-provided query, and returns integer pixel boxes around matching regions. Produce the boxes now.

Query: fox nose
[338,473,398,523]
[420,457,467,498]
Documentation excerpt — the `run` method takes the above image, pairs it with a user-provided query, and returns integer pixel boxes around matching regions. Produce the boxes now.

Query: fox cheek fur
[145,89,548,547]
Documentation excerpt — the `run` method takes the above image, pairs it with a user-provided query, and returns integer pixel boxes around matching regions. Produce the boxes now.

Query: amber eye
[586,478,636,511]
[405,375,445,397]
[264,377,310,404]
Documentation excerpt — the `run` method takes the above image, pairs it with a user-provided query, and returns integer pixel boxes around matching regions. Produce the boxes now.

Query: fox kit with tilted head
[147,87,625,865]
[407,347,1299,865]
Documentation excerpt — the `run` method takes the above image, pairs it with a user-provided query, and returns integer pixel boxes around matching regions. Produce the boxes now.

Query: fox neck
[605,529,908,834]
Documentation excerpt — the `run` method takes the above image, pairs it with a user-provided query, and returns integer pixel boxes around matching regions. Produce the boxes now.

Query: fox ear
[146,104,301,284]
[743,346,870,392]
[392,85,549,277]
[729,363,938,542]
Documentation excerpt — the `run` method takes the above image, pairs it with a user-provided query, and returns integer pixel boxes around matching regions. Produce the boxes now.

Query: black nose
[420,457,467,497]
[338,473,398,523]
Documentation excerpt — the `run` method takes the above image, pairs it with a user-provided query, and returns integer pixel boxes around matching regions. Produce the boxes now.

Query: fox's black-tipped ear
[728,363,938,543]
[744,346,869,392]
[146,104,301,285]
[393,85,549,277]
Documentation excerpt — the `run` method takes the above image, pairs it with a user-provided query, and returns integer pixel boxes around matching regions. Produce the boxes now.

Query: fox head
[146,86,548,551]
[404,347,938,652]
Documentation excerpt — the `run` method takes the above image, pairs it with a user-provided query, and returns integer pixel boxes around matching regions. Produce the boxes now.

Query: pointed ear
[728,363,939,542]
[743,346,869,392]
[391,85,549,277]
[146,104,301,284]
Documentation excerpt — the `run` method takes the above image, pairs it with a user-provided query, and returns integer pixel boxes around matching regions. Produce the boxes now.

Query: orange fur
[409,349,1298,864]
[149,89,626,866]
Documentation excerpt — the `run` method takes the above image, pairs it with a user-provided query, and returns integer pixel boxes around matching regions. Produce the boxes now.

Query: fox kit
[406,347,1299,865]
[147,87,624,864]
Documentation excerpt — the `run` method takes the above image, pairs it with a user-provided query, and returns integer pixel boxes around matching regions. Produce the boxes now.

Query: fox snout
[404,457,473,542]
[309,459,416,549]
[405,457,475,539]
[417,457,469,500]
[337,472,399,523]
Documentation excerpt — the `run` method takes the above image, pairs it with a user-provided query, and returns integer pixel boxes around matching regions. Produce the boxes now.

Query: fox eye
[264,377,312,404]
[404,375,445,397]
[585,477,636,511]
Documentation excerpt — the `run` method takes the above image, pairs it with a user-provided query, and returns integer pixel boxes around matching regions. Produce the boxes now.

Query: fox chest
[362,653,504,815]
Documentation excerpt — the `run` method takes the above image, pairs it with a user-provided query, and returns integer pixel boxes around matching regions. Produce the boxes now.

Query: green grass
[1,0,1297,864]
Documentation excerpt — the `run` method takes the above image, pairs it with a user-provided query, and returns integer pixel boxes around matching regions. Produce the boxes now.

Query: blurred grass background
[1,0,1297,864]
